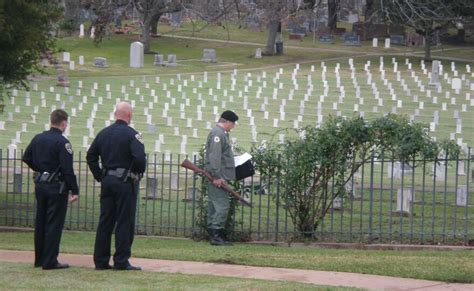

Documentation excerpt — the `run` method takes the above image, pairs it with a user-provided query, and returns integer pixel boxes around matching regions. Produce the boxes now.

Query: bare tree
[380,0,470,61]
[87,0,185,53]
[133,0,184,53]
[250,0,315,55]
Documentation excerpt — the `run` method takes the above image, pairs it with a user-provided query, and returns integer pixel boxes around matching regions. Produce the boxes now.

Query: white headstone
[62,52,70,63]
[372,38,378,47]
[130,42,144,68]
[90,26,95,38]
[255,48,262,59]
[79,24,84,38]
[452,78,462,91]
[434,162,447,181]
[396,188,414,214]
[384,38,390,49]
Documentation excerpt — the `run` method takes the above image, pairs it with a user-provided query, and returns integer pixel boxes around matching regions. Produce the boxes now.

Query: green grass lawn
[0,230,472,283]
[0,261,336,290]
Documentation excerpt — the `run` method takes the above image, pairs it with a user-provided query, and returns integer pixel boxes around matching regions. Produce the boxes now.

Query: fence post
[274,155,281,242]
[464,147,471,245]
[368,150,375,243]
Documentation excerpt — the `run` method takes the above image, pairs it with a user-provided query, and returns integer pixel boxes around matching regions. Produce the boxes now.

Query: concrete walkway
[0,250,473,290]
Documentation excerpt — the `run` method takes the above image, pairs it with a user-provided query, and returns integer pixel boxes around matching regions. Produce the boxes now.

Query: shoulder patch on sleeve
[214,136,220,143]
[135,133,144,144]
[65,143,73,154]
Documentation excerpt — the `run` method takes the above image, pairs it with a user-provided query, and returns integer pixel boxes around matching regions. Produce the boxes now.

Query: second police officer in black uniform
[87,101,146,271]
[22,109,79,270]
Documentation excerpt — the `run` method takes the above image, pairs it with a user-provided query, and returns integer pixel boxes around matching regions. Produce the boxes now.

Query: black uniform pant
[94,176,138,268]
[34,182,68,268]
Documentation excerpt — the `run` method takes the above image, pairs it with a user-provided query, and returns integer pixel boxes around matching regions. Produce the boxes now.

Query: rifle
[181,159,252,207]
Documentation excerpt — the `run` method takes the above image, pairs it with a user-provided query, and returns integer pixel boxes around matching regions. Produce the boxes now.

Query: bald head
[115,101,133,124]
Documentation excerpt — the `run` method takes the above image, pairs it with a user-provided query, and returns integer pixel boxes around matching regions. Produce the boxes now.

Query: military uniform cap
[221,110,239,122]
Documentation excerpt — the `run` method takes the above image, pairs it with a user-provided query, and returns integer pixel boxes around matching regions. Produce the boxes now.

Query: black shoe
[95,264,113,270]
[218,229,233,246]
[42,263,69,270]
[209,229,232,246]
[113,264,141,271]
[210,236,226,246]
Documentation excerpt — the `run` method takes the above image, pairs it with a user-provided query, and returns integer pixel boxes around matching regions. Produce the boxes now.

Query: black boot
[218,229,233,246]
[209,229,225,246]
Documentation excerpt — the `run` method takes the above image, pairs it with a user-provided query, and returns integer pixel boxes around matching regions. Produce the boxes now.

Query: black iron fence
[1,148,473,245]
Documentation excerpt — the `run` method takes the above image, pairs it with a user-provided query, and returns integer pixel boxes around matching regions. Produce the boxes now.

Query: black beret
[221,110,239,123]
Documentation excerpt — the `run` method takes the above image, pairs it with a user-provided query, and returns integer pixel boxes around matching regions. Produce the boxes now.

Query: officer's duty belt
[34,172,60,183]
[107,168,128,177]
[107,168,140,181]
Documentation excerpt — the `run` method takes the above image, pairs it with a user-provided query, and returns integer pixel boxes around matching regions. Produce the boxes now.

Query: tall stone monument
[130,42,144,68]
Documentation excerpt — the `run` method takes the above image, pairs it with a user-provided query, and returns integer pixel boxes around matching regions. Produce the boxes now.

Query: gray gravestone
[387,162,412,179]
[390,34,405,46]
[167,54,177,67]
[130,42,144,68]
[430,60,440,86]
[93,57,108,67]
[319,35,334,44]
[144,177,159,199]
[154,54,164,66]
[456,185,468,206]
[343,33,361,46]
[202,49,217,63]
[170,173,179,190]
[183,187,196,202]
[56,69,69,87]
[255,48,262,59]
[13,172,22,193]
[332,196,342,210]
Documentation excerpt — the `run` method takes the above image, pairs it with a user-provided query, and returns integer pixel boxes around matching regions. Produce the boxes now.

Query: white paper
[234,152,252,167]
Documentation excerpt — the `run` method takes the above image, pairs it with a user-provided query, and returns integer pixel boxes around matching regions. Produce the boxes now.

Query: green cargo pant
[207,181,230,230]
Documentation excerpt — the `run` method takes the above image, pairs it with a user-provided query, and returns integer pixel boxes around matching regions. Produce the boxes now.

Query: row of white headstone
[62,52,85,70]
[371,38,392,49]
[5,60,472,151]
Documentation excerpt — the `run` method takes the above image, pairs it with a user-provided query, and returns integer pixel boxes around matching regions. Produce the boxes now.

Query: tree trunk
[457,28,465,43]
[363,0,374,40]
[328,0,338,31]
[264,20,280,55]
[142,18,152,53]
[424,31,432,62]
[150,14,161,35]
[0,84,4,113]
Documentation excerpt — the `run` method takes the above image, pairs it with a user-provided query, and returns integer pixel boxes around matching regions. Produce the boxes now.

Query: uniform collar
[115,120,128,125]
[217,124,228,134]
[49,127,62,134]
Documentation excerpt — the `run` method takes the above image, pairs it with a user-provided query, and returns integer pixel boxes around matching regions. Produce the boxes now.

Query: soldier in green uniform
[204,110,239,246]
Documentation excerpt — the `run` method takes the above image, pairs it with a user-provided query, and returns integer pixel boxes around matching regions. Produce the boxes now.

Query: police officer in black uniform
[87,101,146,271]
[22,109,79,270]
